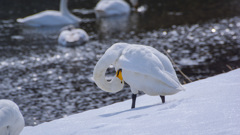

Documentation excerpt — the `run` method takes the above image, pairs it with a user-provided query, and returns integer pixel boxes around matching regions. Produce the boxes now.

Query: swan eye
[116,69,123,81]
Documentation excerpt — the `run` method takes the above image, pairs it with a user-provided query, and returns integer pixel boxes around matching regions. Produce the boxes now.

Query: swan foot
[160,95,165,103]
[131,94,137,109]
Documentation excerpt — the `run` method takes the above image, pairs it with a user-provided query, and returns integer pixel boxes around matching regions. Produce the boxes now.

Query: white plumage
[94,0,130,17]
[93,43,185,108]
[17,0,81,27]
[58,27,89,46]
[0,99,25,135]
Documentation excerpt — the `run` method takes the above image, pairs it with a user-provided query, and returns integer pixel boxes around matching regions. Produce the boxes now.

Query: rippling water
[0,0,240,126]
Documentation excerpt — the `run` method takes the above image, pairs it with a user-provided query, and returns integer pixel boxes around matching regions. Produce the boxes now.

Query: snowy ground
[21,69,240,135]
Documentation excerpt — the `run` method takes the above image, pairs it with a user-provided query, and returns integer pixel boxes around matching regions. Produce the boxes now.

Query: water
[0,0,240,126]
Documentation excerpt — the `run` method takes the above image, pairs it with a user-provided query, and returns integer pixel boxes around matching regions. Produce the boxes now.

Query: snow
[21,69,240,135]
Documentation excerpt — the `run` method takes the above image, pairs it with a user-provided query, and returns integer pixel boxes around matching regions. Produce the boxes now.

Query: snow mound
[21,69,240,135]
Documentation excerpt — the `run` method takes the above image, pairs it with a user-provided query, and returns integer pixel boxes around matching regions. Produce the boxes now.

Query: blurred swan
[97,15,129,39]
[94,0,130,17]
[58,25,89,46]
[93,43,185,108]
[17,0,81,27]
[0,99,25,135]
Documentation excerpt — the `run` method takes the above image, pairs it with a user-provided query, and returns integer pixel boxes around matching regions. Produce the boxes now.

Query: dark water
[0,0,240,126]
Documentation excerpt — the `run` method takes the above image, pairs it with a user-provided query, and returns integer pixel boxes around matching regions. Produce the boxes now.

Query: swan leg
[131,94,137,109]
[160,95,165,103]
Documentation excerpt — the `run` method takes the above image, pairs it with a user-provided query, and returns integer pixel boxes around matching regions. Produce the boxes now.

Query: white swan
[94,0,131,17]
[0,99,25,135]
[93,43,185,108]
[97,15,129,39]
[17,0,81,27]
[58,25,89,46]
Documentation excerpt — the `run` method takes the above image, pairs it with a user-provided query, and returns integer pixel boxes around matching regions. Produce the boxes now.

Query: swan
[97,15,129,39]
[0,99,25,135]
[58,25,89,46]
[17,0,81,27]
[94,0,131,17]
[93,43,185,108]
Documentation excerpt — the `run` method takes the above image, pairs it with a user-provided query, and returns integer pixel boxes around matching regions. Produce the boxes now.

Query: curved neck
[93,48,124,93]
[60,0,81,22]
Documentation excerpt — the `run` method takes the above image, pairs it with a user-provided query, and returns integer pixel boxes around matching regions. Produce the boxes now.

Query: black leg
[160,95,165,103]
[131,94,137,109]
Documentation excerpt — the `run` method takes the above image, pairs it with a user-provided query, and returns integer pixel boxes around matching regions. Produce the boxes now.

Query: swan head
[58,28,89,46]
[116,68,123,83]
[93,65,124,93]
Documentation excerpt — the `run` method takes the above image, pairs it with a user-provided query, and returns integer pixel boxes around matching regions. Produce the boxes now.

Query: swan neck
[93,50,124,93]
[60,0,70,15]
[94,64,110,91]
[60,0,81,22]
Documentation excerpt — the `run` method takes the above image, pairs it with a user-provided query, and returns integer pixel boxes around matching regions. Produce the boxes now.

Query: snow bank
[21,69,240,135]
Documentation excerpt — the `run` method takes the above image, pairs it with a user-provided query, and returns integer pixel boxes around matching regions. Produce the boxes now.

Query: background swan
[93,43,185,108]
[96,15,129,39]
[0,99,25,135]
[58,25,89,46]
[17,0,81,27]
[94,0,130,17]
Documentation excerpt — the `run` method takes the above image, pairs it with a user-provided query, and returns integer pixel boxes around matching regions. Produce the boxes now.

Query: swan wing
[117,45,182,89]
[145,46,183,85]
[146,46,177,76]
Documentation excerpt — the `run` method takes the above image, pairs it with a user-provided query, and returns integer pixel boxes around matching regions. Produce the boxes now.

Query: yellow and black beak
[116,69,123,83]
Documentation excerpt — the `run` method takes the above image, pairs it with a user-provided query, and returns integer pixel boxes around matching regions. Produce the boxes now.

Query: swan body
[95,0,130,17]
[17,0,81,27]
[0,99,25,135]
[58,27,89,46]
[93,43,185,108]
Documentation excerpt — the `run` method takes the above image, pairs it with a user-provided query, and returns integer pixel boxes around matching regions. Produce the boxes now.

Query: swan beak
[116,69,123,83]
